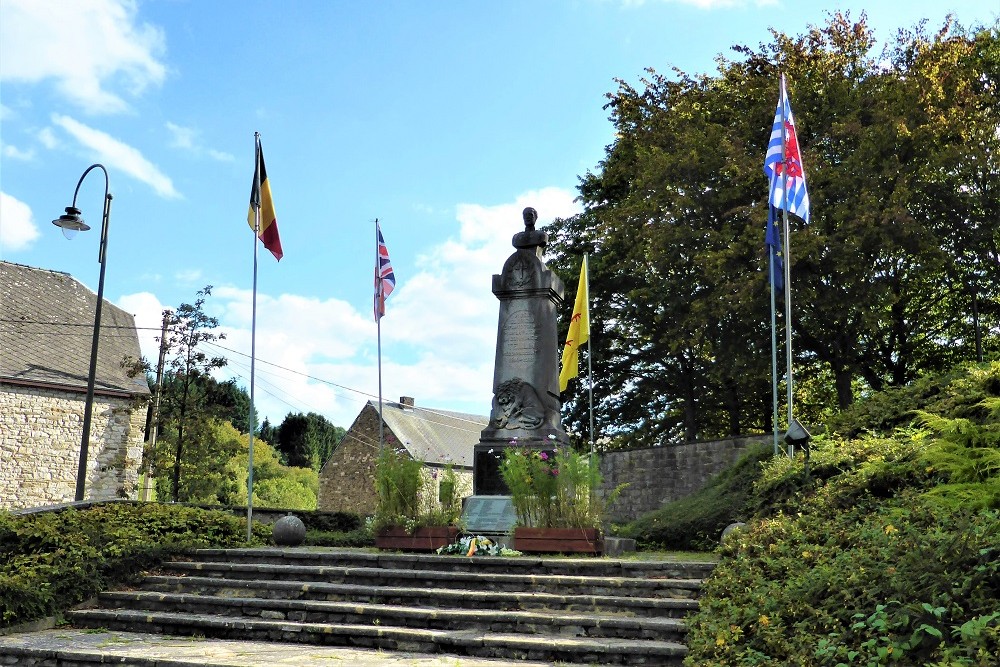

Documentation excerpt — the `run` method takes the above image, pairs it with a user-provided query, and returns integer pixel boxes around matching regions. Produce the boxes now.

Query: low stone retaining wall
[598,436,768,524]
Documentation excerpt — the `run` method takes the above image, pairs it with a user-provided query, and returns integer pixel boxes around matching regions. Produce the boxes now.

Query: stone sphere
[720,522,747,546]
[272,513,306,546]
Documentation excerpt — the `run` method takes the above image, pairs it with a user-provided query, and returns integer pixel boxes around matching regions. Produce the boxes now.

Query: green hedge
[681,362,1000,665]
[0,503,269,629]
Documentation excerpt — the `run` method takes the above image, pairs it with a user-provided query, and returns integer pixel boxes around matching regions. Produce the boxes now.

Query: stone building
[0,261,150,510]
[318,396,488,516]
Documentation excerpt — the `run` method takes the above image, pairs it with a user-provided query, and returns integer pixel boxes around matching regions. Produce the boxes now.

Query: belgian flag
[247,141,283,261]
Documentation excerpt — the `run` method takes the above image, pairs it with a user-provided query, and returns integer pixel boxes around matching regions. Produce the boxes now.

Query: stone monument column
[474,207,570,495]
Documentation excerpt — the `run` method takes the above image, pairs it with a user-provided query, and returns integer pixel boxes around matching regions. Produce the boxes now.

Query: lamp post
[52,164,113,502]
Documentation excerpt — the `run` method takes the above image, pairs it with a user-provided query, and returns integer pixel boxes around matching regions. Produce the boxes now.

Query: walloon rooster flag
[247,140,283,261]
[559,255,590,392]
[764,75,810,223]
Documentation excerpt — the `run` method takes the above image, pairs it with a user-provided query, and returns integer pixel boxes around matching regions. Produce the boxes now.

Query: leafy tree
[258,418,277,446]
[149,417,318,509]
[151,416,242,504]
[275,412,346,471]
[222,422,319,510]
[155,286,228,502]
[206,378,258,435]
[548,13,1000,446]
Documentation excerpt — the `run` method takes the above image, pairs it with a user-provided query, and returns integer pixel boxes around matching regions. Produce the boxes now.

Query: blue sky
[2,0,997,430]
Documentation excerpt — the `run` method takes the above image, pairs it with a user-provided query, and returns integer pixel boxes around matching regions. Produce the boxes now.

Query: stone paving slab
[0,629,559,667]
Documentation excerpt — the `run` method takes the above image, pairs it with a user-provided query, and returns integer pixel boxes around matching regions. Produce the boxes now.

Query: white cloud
[0,0,166,114]
[52,114,180,198]
[165,122,195,150]
[2,143,34,160]
[174,268,205,285]
[0,191,40,252]
[37,127,59,149]
[192,188,583,428]
[166,122,235,162]
[117,291,167,366]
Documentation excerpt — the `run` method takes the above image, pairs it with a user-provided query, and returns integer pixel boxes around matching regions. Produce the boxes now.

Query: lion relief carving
[489,377,545,430]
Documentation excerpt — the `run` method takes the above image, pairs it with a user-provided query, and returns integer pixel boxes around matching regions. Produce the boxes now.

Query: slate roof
[375,399,489,469]
[0,261,149,396]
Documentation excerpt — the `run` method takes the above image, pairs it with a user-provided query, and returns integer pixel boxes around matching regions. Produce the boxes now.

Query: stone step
[139,574,699,617]
[160,560,705,599]
[189,547,718,580]
[66,608,689,666]
[95,590,689,641]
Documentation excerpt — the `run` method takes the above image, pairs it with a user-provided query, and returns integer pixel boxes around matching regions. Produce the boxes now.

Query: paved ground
[0,628,562,666]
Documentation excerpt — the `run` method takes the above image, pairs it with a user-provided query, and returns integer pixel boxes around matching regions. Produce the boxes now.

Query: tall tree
[276,412,346,471]
[156,287,228,502]
[548,13,1000,446]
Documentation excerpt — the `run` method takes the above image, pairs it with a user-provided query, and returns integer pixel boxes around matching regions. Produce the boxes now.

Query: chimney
[399,396,415,409]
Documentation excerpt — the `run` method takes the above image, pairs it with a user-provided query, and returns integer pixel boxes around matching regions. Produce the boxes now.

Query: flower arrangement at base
[372,446,463,550]
[435,535,522,557]
[499,444,626,554]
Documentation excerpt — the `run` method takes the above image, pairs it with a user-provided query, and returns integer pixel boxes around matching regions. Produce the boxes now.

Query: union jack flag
[374,221,396,321]
[764,75,810,223]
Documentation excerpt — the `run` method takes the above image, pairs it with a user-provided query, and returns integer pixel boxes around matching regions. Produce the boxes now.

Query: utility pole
[141,310,171,501]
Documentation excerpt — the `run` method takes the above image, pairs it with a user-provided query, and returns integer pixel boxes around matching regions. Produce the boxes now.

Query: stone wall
[0,383,147,510]
[598,436,768,524]
[318,404,473,516]
[318,405,381,515]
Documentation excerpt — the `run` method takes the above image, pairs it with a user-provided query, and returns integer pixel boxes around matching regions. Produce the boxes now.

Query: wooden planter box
[374,525,459,551]
[513,527,604,555]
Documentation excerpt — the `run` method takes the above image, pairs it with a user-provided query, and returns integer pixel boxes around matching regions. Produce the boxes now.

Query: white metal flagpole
[376,219,384,454]
[246,132,261,540]
[768,206,781,457]
[584,253,594,458]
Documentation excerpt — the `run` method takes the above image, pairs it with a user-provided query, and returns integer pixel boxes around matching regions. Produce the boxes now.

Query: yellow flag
[559,255,590,392]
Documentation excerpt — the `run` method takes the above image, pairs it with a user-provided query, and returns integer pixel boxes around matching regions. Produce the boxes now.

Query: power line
[202,340,488,424]
[3,318,490,431]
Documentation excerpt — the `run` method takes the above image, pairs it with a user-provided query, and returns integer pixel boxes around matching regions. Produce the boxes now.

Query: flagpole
[780,74,794,458]
[246,132,261,540]
[768,206,780,457]
[583,253,595,458]
[376,219,384,454]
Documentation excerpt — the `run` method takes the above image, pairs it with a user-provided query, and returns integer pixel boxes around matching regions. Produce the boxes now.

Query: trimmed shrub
[0,503,268,629]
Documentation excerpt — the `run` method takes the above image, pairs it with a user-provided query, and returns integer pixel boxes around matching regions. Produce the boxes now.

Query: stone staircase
[65,547,715,666]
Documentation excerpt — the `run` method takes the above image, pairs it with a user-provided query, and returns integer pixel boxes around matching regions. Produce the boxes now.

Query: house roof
[0,261,150,396]
[375,399,488,469]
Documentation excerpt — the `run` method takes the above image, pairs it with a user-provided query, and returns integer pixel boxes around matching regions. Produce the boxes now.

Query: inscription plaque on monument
[461,495,517,534]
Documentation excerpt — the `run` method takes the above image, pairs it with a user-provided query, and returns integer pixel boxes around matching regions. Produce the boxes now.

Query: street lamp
[52,164,113,502]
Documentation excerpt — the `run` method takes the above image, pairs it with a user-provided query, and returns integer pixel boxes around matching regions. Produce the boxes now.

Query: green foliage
[617,442,773,550]
[303,526,374,548]
[226,428,319,510]
[152,418,318,510]
[681,361,1000,665]
[548,13,1000,444]
[373,446,422,530]
[371,448,459,531]
[825,362,1000,437]
[500,446,624,529]
[156,286,230,502]
[0,503,267,629]
[274,412,346,471]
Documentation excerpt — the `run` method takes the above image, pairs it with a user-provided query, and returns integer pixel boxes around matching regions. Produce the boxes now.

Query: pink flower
[551,468,559,476]
[539,452,549,461]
